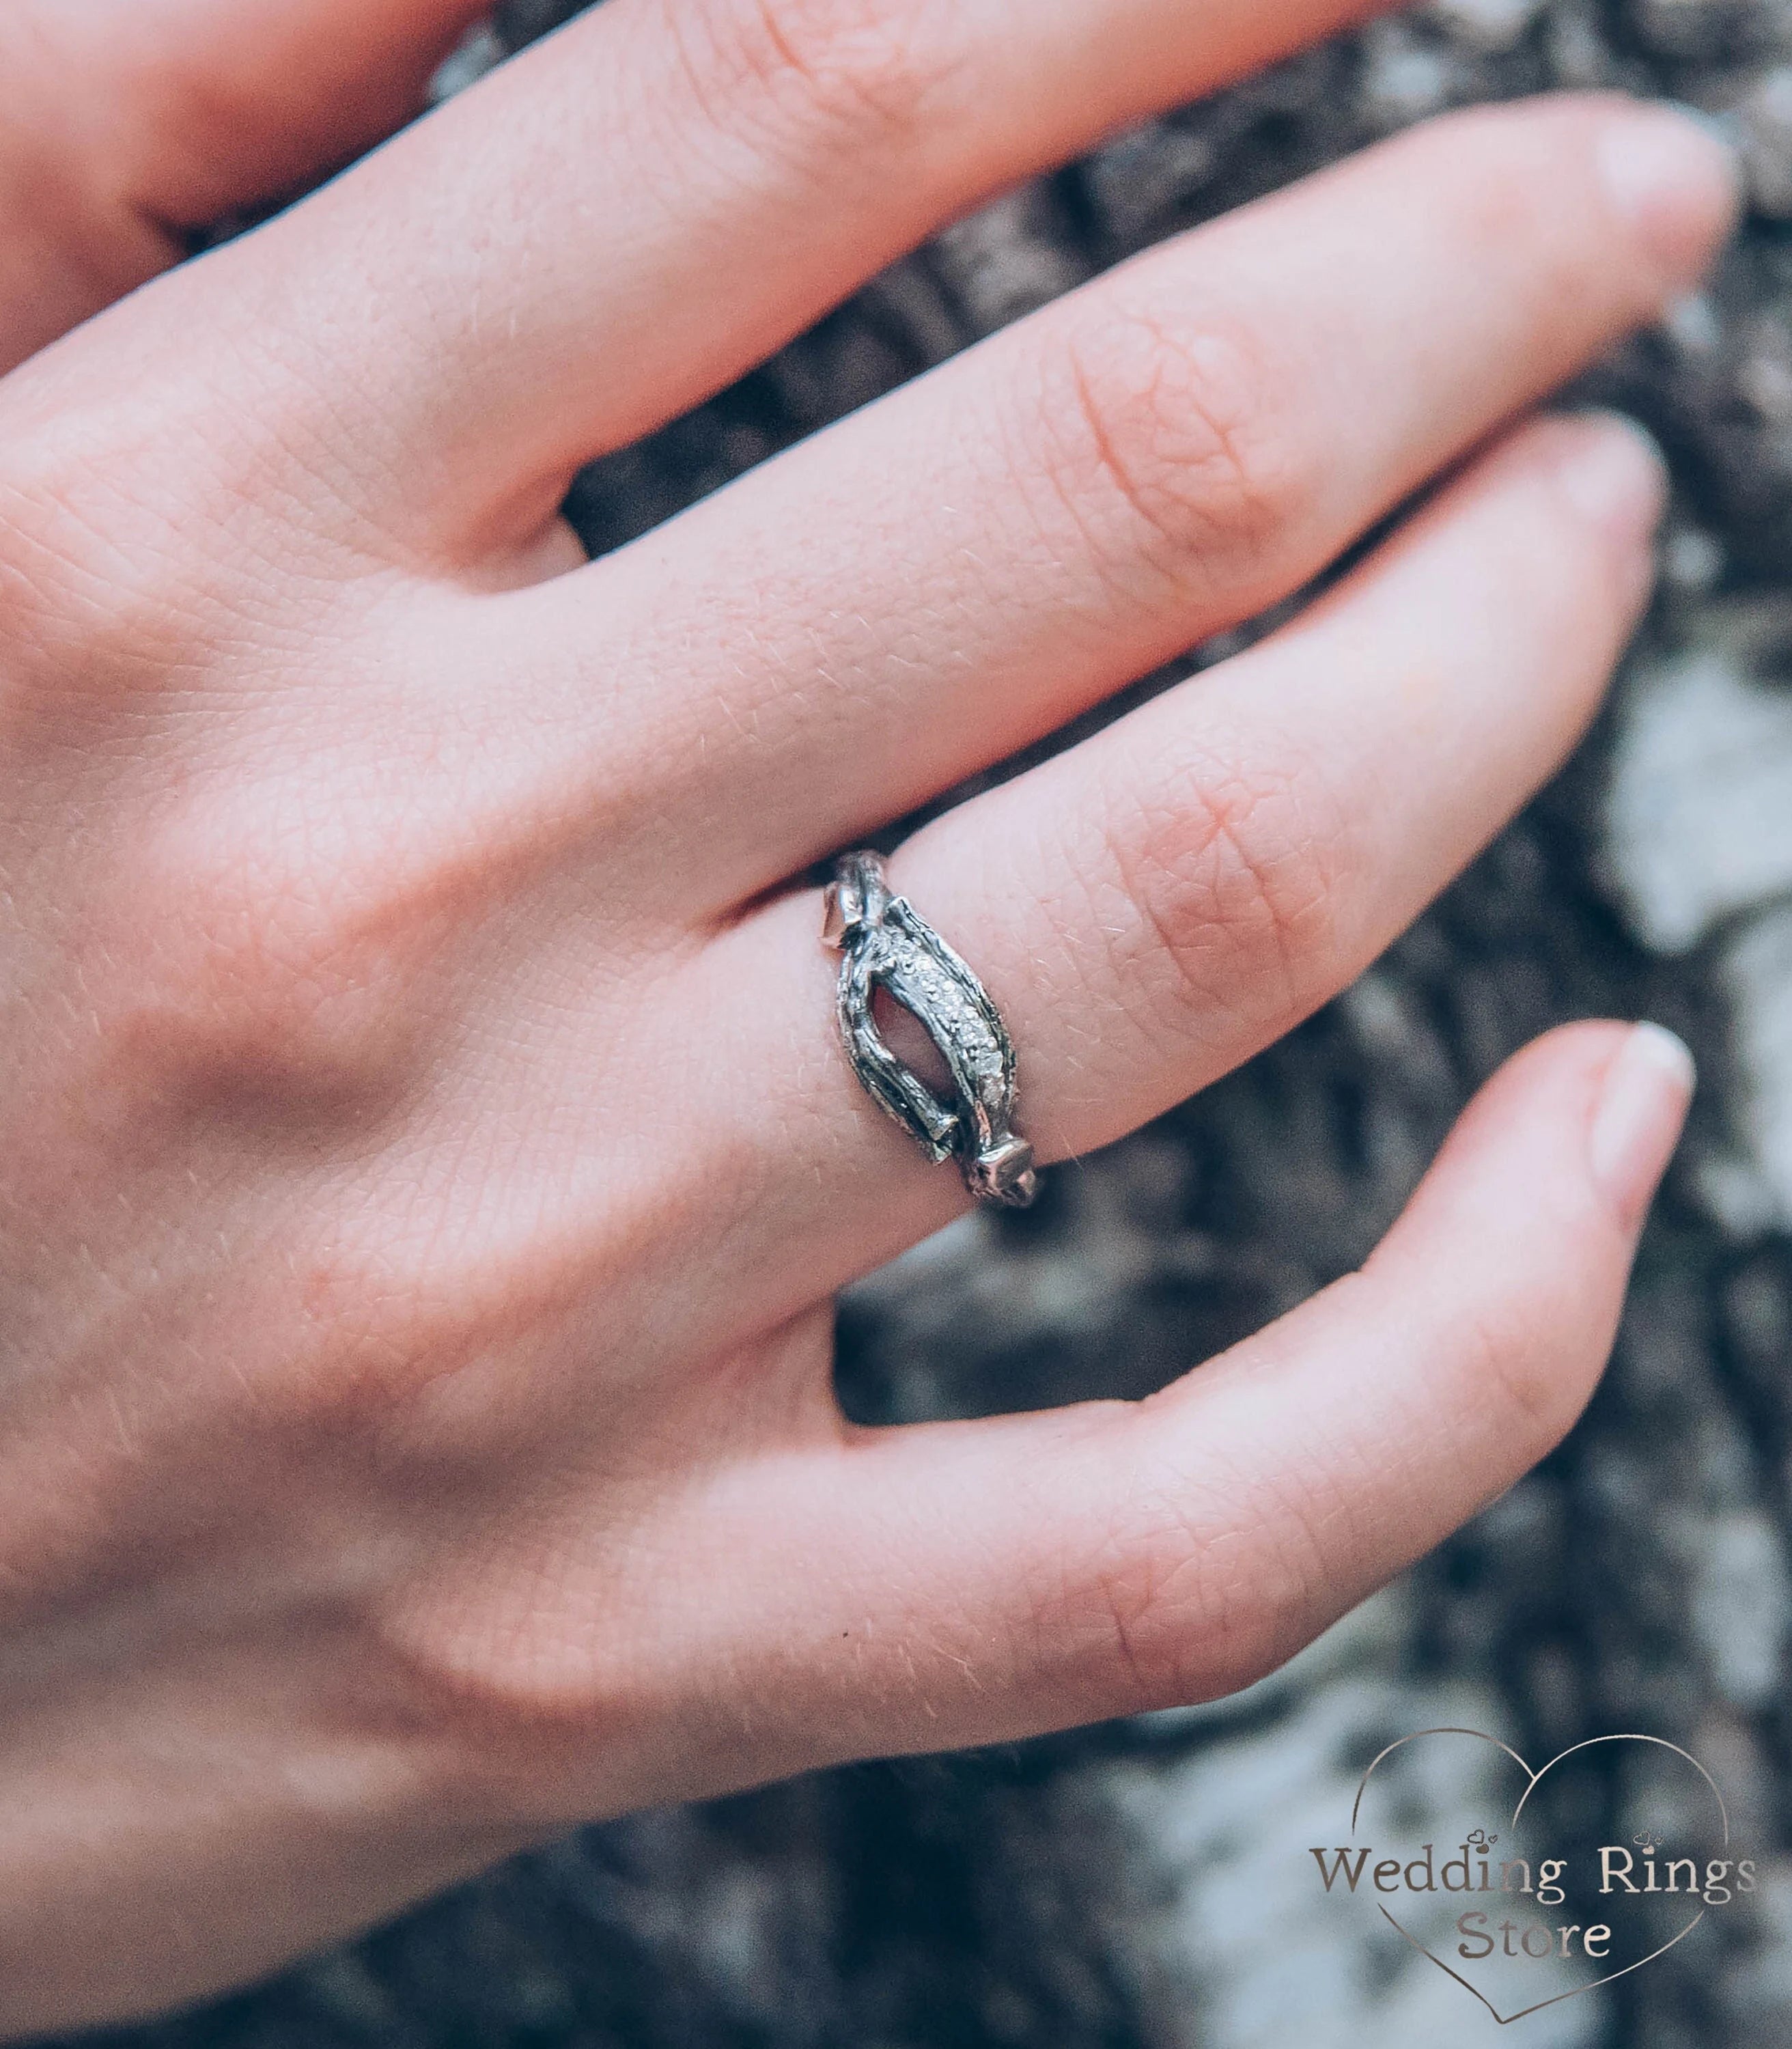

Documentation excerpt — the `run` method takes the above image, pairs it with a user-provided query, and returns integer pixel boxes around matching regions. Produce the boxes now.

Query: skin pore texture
[0,0,1736,2032]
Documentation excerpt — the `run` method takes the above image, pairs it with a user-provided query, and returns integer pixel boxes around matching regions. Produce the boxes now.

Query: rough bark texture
[50,2,1792,2044]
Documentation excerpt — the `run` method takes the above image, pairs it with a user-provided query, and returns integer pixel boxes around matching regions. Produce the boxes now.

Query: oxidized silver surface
[823,851,1039,1208]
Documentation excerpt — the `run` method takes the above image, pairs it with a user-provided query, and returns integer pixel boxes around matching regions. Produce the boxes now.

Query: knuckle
[0,436,191,687]
[99,797,434,1126]
[1093,740,1350,1044]
[244,1242,436,1440]
[677,0,958,152]
[377,1634,638,1819]
[259,1238,507,1449]
[1078,1476,1326,1712]
[260,1545,653,1821]
[1453,1281,1593,1464]
[360,1529,677,1813]
[0,400,338,714]
[0,378,393,713]
[1037,308,1303,594]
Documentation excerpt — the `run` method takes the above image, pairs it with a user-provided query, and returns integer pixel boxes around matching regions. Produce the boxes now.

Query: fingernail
[1551,411,1668,542]
[1588,1022,1696,1231]
[1597,102,1744,290]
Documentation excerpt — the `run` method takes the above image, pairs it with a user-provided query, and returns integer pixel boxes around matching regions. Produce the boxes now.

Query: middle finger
[489,94,1734,913]
[124,0,1399,555]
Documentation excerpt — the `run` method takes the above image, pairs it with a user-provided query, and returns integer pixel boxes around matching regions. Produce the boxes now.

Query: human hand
[0,0,1733,2031]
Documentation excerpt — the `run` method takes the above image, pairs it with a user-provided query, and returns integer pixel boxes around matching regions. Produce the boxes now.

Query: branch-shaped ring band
[822,851,1039,1208]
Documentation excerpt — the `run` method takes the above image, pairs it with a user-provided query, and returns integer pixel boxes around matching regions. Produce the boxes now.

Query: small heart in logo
[1343,1729,1731,2026]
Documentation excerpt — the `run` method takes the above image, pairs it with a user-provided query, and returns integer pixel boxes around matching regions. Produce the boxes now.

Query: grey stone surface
[46,2,1792,2046]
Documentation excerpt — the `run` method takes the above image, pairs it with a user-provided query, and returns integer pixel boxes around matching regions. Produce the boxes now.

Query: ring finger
[657,410,1668,1325]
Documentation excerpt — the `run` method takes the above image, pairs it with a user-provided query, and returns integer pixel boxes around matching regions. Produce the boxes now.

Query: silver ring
[822,851,1039,1208]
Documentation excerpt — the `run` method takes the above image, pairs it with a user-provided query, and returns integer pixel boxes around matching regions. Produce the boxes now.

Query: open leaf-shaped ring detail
[823,851,1039,1208]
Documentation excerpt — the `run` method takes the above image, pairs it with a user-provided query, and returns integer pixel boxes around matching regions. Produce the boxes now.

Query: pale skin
[0,0,1737,2031]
